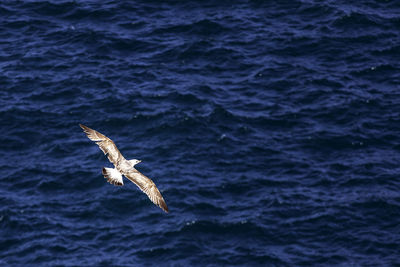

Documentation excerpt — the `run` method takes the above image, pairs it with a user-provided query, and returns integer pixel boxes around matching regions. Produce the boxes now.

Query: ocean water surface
[1,1,400,266]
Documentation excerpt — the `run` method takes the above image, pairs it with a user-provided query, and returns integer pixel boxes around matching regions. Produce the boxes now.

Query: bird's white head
[129,159,141,167]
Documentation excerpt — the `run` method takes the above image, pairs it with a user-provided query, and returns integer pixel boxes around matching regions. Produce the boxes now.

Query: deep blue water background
[1,1,400,266]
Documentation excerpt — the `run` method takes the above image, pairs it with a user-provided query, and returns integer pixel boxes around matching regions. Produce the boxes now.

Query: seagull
[79,124,168,213]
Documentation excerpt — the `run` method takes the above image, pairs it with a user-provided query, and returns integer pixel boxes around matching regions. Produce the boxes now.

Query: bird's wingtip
[161,201,169,213]
[79,124,92,132]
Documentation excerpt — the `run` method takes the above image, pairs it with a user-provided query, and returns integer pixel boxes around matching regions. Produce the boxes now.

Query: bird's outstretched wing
[79,124,122,167]
[125,169,169,213]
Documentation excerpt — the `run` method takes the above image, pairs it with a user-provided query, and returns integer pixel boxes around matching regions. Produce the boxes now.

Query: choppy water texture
[1,1,400,266]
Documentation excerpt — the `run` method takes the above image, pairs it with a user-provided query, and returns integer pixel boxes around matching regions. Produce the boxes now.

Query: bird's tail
[102,167,124,186]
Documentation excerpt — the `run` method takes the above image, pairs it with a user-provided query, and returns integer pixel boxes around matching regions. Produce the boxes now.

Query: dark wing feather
[79,124,122,166]
[125,169,169,213]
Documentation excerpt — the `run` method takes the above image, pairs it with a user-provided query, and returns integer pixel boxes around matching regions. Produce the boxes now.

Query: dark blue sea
[1,1,400,266]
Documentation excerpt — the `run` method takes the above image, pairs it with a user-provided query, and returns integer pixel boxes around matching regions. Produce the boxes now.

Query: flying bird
[79,124,168,213]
